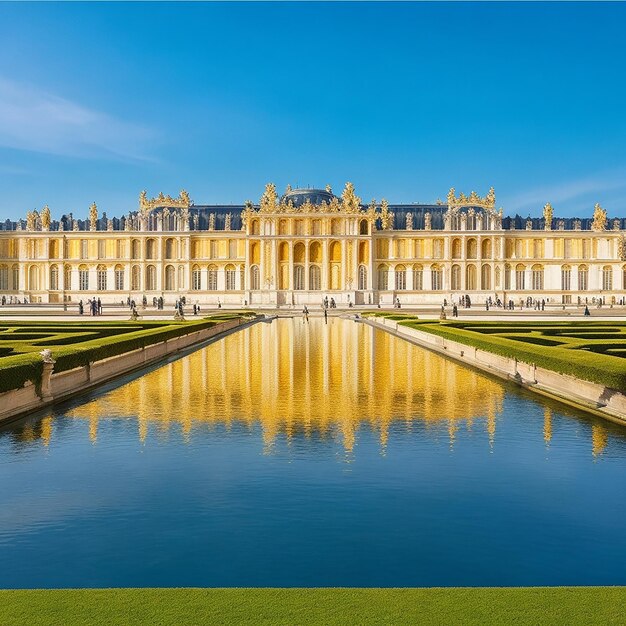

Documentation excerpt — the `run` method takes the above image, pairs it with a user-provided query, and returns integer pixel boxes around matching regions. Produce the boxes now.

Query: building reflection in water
[9,318,612,457]
[63,318,506,452]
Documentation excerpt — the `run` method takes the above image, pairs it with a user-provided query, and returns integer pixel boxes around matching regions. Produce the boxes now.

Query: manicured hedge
[399,320,626,393]
[0,319,229,395]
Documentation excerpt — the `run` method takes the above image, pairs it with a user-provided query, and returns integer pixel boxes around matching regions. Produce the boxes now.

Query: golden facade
[0,183,625,305]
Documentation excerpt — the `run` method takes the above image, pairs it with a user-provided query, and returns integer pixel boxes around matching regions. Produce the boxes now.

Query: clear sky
[0,2,625,221]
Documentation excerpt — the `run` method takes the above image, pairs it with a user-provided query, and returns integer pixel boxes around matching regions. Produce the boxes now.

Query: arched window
[467,211,476,230]
[413,264,423,290]
[49,240,59,259]
[531,264,544,290]
[225,264,237,290]
[578,264,588,291]
[329,241,342,262]
[395,264,406,290]
[165,265,175,291]
[377,264,389,290]
[466,264,477,290]
[481,239,492,259]
[516,264,526,290]
[131,265,140,291]
[433,239,444,259]
[309,241,322,263]
[49,265,58,291]
[145,265,156,290]
[293,242,305,264]
[294,265,305,290]
[97,264,107,291]
[251,220,260,235]
[495,266,501,288]
[64,265,71,291]
[467,238,477,259]
[602,265,613,291]
[451,238,462,259]
[146,239,156,260]
[114,265,124,291]
[481,264,491,290]
[504,263,511,290]
[165,238,175,260]
[78,264,88,291]
[561,265,571,291]
[359,219,369,235]
[431,264,443,290]
[250,265,260,290]
[0,265,8,291]
[309,265,321,290]
[451,264,461,290]
[131,239,141,260]
[191,265,201,290]
[450,214,461,231]
[208,265,218,290]
[358,265,367,290]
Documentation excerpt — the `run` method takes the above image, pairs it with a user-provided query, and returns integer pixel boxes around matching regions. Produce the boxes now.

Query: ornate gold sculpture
[260,183,278,213]
[41,205,51,231]
[447,187,496,209]
[591,203,607,231]
[139,189,191,212]
[341,182,361,213]
[89,202,98,231]
[543,203,553,230]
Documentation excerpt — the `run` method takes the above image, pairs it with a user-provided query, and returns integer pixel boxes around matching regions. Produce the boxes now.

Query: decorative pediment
[139,189,191,213]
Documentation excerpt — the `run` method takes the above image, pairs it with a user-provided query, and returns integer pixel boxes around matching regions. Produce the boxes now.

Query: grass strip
[0,587,624,625]
[398,320,626,393]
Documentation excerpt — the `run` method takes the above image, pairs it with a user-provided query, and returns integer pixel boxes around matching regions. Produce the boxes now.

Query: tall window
[578,265,588,291]
[98,240,106,259]
[581,239,590,259]
[564,238,572,259]
[466,238,477,259]
[0,265,8,291]
[413,265,423,290]
[131,240,140,260]
[131,265,140,290]
[97,265,107,291]
[504,264,511,290]
[229,240,237,259]
[531,265,544,290]
[115,266,124,291]
[431,265,443,290]
[81,239,88,260]
[225,265,237,290]
[451,264,461,290]
[481,264,491,290]
[378,265,389,290]
[210,240,218,259]
[358,265,367,290]
[165,265,175,291]
[250,265,260,290]
[294,265,304,290]
[561,265,571,291]
[146,265,156,290]
[64,266,71,291]
[192,265,201,290]
[165,239,175,259]
[602,266,613,290]
[208,265,218,290]
[79,265,89,291]
[116,240,126,259]
[146,239,156,260]
[433,239,444,259]
[516,264,526,290]
[451,239,461,259]
[309,265,321,290]
[395,265,406,290]
[49,265,58,291]
[533,239,542,258]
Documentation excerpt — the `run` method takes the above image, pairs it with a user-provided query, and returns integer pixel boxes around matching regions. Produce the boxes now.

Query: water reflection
[6,318,614,458]
[61,318,505,452]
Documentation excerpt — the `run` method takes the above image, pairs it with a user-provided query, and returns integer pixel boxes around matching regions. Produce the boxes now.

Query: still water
[1,317,626,588]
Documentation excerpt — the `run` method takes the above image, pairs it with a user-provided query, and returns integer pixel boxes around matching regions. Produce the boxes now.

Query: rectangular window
[98,240,106,259]
[561,269,571,291]
[578,269,588,291]
[225,269,236,290]
[431,268,442,290]
[192,270,201,290]
[115,269,124,291]
[229,240,237,259]
[0,266,8,290]
[532,269,543,290]
[81,240,88,260]
[79,270,89,290]
[602,268,613,291]
[516,269,525,290]
[413,269,423,290]
[97,270,107,291]
[208,270,218,290]
[210,240,217,259]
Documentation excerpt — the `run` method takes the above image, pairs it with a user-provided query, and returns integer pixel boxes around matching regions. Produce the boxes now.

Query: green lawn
[0,316,246,394]
[0,587,624,625]
[369,316,626,394]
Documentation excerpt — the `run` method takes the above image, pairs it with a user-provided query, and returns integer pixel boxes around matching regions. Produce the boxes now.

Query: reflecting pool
[1,317,626,588]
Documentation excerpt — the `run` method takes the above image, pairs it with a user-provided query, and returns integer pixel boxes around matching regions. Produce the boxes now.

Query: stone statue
[543,202,553,230]
[526,218,532,230]
[618,235,626,261]
[41,205,51,231]
[225,213,232,231]
[89,202,98,231]
[208,213,215,230]
[592,203,607,231]
[574,219,582,231]
[405,212,413,231]
[424,212,432,230]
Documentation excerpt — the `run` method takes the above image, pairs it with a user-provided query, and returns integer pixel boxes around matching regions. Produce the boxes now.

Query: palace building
[0,182,625,306]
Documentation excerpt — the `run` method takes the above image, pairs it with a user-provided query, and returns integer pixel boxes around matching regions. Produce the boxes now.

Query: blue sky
[0,2,625,220]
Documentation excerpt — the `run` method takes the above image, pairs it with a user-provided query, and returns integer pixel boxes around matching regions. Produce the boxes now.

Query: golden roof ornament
[139,189,191,213]
[341,182,361,214]
[447,186,496,210]
[260,183,278,213]
[591,202,607,231]
[543,203,553,230]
